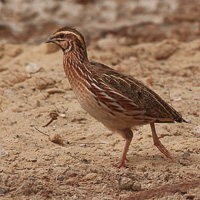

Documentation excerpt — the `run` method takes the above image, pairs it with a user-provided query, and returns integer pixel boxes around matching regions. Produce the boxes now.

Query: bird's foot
[150,123,175,162]
[114,157,129,168]
[154,140,175,162]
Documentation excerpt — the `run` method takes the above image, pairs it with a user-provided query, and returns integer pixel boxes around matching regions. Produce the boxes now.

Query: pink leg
[150,123,174,161]
[114,128,133,168]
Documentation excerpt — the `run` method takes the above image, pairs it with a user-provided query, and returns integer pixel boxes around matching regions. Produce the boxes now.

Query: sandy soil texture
[0,0,200,200]
[0,35,200,200]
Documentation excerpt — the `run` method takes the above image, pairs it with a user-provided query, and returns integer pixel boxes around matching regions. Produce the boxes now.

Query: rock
[35,77,56,90]
[80,143,86,147]
[4,89,14,95]
[49,133,64,146]
[119,177,141,191]
[154,40,178,60]
[182,152,190,159]
[146,76,154,86]
[0,145,8,157]
[26,62,40,74]
[0,189,6,194]
[173,97,182,102]
[46,88,65,94]
[46,43,60,54]
[119,177,133,190]
[82,158,88,163]
[57,175,64,181]
[66,178,76,185]
[8,47,22,57]
[27,156,37,162]
[184,194,196,200]
[195,125,200,133]
[131,182,141,191]
[59,113,66,118]
[179,159,190,166]
[84,173,97,180]
[8,72,27,85]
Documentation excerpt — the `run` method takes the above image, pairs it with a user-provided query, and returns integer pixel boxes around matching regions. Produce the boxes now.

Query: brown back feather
[90,62,185,123]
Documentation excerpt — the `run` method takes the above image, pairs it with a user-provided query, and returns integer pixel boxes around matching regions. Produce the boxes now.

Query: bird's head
[46,27,87,56]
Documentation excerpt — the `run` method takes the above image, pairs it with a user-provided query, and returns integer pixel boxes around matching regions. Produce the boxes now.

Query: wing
[89,61,184,123]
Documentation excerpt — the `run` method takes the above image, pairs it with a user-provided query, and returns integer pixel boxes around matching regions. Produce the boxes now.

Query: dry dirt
[0,0,200,200]
[0,34,200,200]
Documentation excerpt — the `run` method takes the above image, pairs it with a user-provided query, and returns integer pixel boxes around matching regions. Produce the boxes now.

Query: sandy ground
[0,0,200,200]
[0,35,200,200]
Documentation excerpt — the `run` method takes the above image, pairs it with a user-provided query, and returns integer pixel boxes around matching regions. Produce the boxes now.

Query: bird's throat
[63,52,89,88]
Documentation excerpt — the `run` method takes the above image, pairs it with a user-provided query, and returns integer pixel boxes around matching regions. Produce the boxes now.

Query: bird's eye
[60,33,65,38]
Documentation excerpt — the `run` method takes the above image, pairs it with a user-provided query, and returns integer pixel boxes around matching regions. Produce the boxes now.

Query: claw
[114,157,129,168]
[150,123,175,162]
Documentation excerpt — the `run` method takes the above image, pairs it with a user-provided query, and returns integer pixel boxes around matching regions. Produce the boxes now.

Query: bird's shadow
[119,152,195,169]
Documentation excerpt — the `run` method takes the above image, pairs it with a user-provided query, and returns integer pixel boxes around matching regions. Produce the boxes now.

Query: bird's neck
[63,50,90,87]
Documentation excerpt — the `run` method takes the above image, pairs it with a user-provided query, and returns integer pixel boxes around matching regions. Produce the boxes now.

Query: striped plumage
[46,27,187,168]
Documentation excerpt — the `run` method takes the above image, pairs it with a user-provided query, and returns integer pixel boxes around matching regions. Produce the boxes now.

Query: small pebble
[57,175,64,181]
[154,40,178,60]
[0,149,8,157]
[131,182,141,191]
[0,189,6,194]
[46,88,65,94]
[99,139,109,144]
[66,178,75,185]
[119,177,133,190]
[195,125,200,133]
[84,173,97,180]
[173,97,182,102]
[182,152,190,159]
[4,89,14,95]
[179,159,190,166]
[184,194,195,200]
[119,176,141,191]
[59,113,66,118]
[26,62,40,74]
[27,156,37,162]
[82,158,88,163]
[146,76,154,86]
[8,47,22,57]
[9,72,27,85]
[49,133,64,145]
[35,77,55,90]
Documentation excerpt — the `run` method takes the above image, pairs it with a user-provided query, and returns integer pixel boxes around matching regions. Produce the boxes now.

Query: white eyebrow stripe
[55,31,83,44]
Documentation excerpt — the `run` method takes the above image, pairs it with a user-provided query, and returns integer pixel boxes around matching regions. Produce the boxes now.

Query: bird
[46,27,187,168]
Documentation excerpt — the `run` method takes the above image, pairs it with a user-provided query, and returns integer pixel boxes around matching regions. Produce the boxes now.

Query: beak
[46,38,54,43]
[45,37,64,51]
[46,37,64,44]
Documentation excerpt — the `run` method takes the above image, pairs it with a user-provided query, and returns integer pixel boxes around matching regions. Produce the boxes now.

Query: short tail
[176,117,190,123]
[183,118,190,123]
